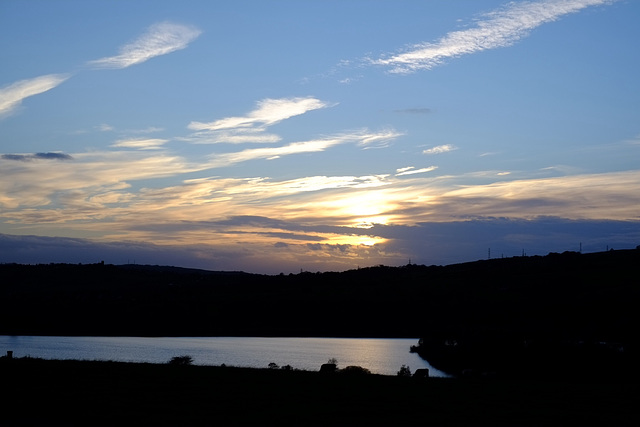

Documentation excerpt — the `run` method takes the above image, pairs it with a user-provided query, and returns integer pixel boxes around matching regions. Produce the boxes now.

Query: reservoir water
[0,336,447,376]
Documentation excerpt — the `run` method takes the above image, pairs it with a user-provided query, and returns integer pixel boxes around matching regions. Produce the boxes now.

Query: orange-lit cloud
[3,144,638,251]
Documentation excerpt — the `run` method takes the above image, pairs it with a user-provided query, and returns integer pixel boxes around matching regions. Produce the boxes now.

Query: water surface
[0,336,446,376]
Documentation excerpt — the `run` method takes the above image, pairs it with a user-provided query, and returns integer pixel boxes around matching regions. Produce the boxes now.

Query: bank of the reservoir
[2,356,639,426]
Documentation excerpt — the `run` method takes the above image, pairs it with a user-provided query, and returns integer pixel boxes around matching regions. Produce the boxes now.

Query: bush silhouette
[168,355,193,366]
[340,365,371,376]
[397,365,412,377]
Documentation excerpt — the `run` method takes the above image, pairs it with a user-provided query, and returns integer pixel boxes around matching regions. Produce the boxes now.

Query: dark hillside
[1,249,639,378]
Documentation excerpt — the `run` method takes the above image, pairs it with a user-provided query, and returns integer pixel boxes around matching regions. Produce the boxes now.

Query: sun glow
[355,236,384,246]
[320,191,396,226]
[324,233,386,247]
[353,216,391,228]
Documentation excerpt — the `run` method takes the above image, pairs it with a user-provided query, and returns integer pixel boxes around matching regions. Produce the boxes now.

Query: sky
[1,0,639,274]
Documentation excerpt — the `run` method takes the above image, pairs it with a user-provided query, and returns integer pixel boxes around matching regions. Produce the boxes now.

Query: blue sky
[1,0,639,273]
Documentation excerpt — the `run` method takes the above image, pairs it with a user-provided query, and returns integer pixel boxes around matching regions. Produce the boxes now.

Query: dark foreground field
[2,357,639,426]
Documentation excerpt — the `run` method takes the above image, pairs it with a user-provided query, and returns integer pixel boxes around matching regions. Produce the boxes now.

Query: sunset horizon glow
[1,0,639,274]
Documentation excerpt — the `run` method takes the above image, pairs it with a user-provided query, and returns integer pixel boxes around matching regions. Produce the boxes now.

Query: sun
[324,191,395,227]
[325,233,386,247]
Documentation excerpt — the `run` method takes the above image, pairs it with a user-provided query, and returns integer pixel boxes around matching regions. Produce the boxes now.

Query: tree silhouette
[397,365,412,377]
[168,355,193,366]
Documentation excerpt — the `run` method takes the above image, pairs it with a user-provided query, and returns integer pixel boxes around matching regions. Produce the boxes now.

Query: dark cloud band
[2,152,73,162]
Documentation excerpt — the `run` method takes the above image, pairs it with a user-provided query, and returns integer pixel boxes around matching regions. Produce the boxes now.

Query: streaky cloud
[130,126,165,134]
[184,129,282,145]
[423,144,457,155]
[0,74,70,118]
[187,97,332,145]
[396,166,415,174]
[394,108,432,114]
[206,129,402,167]
[88,22,201,69]
[371,0,615,73]
[33,152,74,161]
[395,166,438,176]
[111,138,168,150]
[188,97,331,131]
[624,134,640,146]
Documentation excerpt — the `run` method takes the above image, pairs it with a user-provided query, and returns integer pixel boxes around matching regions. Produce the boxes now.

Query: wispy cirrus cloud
[188,174,390,199]
[207,128,402,167]
[130,126,164,134]
[189,97,331,131]
[395,166,438,176]
[371,0,615,73]
[394,108,432,115]
[0,74,70,118]
[187,97,333,144]
[185,128,283,145]
[423,144,457,155]
[623,134,640,146]
[97,124,115,132]
[111,138,168,150]
[88,22,201,69]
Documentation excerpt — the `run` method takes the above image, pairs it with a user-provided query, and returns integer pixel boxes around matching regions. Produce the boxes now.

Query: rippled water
[0,336,447,376]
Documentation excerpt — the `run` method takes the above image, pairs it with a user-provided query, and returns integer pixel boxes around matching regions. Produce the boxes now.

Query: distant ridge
[1,249,638,353]
[117,263,252,276]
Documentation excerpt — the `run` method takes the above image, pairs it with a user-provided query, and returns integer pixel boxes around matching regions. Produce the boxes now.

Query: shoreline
[0,336,436,377]
[2,356,639,426]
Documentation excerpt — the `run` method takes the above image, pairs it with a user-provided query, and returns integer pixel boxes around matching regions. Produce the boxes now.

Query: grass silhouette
[2,356,638,426]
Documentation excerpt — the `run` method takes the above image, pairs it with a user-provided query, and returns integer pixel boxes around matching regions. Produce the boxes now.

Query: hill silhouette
[1,248,638,378]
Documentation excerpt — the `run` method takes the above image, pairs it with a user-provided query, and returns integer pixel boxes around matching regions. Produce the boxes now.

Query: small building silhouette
[413,368,429,378]
[319,363,337,374]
